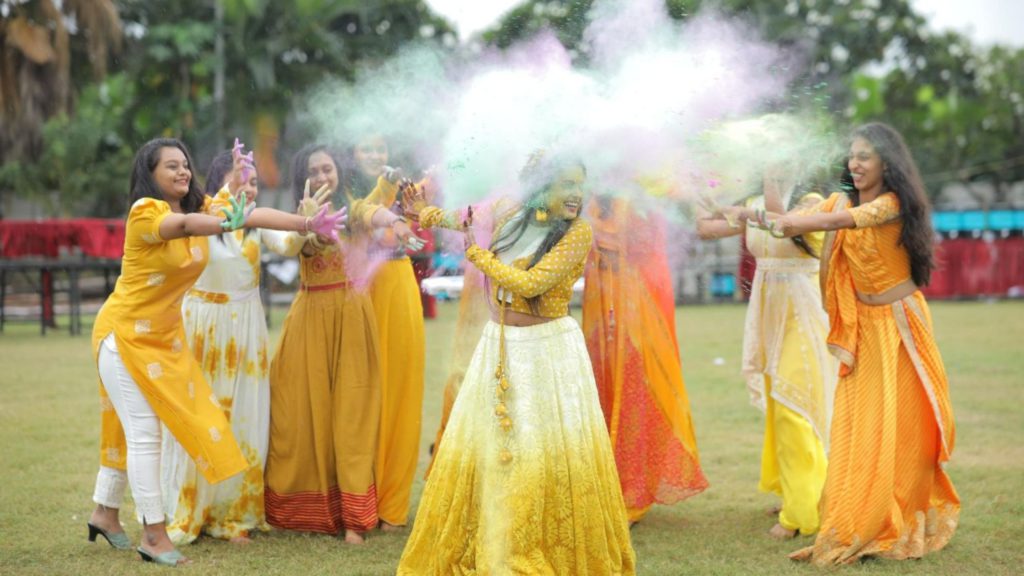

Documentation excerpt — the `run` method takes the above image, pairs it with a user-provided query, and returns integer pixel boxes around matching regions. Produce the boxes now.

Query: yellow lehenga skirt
[398,317,635,575]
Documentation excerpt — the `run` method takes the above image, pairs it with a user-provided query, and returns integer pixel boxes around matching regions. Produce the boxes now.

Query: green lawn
[1,301,1022,575]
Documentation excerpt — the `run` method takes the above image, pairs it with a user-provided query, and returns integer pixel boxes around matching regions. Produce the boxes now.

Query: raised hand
[309,205,347,243]
[219,193,248,231]
[400,180,427,221]
[382,165,404,184]
[298,178,332,219]
[229,138,256,195]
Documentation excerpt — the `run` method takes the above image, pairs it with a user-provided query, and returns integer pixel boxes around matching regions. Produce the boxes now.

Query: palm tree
[0,0,122,164]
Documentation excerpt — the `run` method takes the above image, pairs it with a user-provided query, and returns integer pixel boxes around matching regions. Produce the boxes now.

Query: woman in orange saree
[582,196,708,523]
[715,123,958,565]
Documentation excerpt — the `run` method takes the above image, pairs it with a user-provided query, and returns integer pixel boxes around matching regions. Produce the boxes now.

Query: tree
[0,0,122,164]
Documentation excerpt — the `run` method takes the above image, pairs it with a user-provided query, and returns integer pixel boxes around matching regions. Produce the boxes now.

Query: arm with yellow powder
[465,220,593,299]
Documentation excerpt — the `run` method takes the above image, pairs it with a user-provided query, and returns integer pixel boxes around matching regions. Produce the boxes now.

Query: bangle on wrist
[303,217,311,234]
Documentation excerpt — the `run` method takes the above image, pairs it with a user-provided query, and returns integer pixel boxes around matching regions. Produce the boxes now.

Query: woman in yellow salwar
[87,138,345,567]
[714,123,959,564]
[398,152,635,574]
[698,179,836,539]
[265,144,421,545]
[345,134,426,530]
[583,196,708,524]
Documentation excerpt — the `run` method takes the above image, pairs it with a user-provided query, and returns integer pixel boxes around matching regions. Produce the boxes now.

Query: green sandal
[137,546,187,567]
[87,523,132,550]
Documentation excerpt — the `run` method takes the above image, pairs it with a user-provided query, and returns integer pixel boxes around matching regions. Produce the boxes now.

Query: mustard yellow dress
[93,197,247,488]
[362,177,426,526]
[791,192,958,565]
[264,201,384,534]
[399,207,635,575]
[161,220,306,543]
[741,196,835,535]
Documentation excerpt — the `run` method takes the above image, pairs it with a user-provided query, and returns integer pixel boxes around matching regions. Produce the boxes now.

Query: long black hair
[490,153,586,267]
[204,150,235,197]
[288,143,346,207]
[129,138,205,213]
[840,123,935,286]
[786,184,819,259]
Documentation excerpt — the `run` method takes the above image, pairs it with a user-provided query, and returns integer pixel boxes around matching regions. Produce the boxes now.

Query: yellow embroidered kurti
[582,198,708,523]
[93,197,247,486]
[162,218,305,543]
[399,209,635,574]
[742,195,835,534]
[265,199,385,534]
[362,177,426,526]
[791,192,959,564]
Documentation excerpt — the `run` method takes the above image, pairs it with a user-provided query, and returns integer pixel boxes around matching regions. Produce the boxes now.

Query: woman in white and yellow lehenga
[397,152,635,574]
[699,179,836,540]
[160,149,319,544]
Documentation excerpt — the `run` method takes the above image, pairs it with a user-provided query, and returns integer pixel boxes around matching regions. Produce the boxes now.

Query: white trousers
[92,334,165,523]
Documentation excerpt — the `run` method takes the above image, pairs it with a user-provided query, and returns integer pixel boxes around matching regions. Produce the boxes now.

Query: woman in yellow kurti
[718,123,959,564]
[265,144,422,544]
[345,134,426,529]
[87,138,344,566]
[699,186,836,539]
[398,152,635,574]
[583,196,708,523]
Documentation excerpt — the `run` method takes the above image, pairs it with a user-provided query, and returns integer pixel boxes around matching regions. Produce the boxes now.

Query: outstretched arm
[465,220,592,298]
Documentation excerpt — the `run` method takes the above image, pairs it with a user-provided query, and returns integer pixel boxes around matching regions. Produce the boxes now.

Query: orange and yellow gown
[582,197,708,522]
[94,197,248,489]
[791,192,959,564]
[264,198,384,534]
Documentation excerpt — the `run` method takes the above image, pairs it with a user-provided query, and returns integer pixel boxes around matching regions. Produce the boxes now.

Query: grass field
[1,301,1022,575]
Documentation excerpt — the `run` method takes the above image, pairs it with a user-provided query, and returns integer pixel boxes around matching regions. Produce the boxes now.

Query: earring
[535,208,549,222]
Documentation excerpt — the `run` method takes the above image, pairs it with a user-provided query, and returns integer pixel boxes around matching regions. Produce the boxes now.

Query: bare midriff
[492,309,558,327]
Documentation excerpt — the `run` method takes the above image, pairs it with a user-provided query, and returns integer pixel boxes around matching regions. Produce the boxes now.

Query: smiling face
[307,150,339,194]
[848,137,885,193]
[544,164,586,221]
[353,135,389,179]
[153,146,192,202]
[223,166,259,203]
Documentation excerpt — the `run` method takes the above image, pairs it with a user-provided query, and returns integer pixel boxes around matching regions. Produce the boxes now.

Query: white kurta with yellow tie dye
[161,227,302,543]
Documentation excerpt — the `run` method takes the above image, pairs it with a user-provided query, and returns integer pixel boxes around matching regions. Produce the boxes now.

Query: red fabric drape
[0,219,125,259]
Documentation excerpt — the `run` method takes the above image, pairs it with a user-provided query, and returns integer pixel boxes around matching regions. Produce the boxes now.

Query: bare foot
[344,529,366,545]
[765,504,782,517]
[379,522,404,533]
[768,523,797,540]
[89,505,126,536]
[229,532,251,545]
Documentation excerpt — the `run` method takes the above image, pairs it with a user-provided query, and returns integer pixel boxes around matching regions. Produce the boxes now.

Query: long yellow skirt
[792,295,959,564]
[369,258,425,526]
[264,286,382,533]
[398,318,636,575]
[759,376,827,534]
